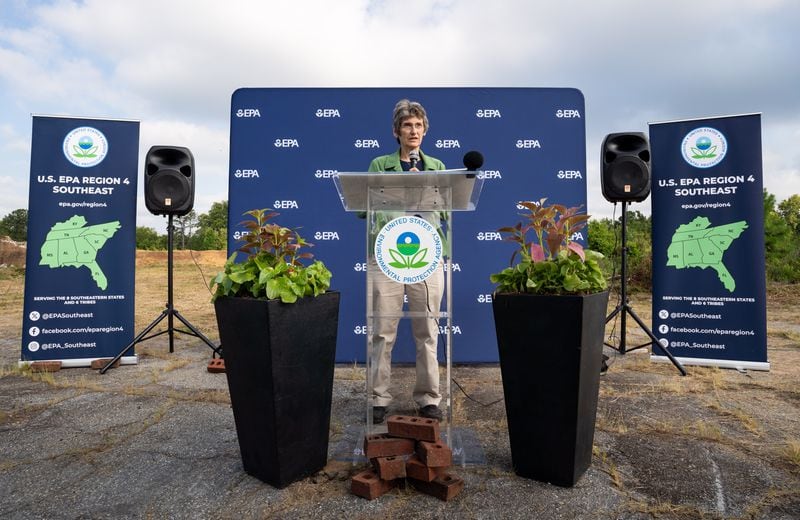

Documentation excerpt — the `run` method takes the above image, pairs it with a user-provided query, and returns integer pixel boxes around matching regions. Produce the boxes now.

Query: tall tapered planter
[492,290,608,487]
[214,291,340,488]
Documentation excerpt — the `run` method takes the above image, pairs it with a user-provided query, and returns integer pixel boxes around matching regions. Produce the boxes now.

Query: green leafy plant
[211,209,332,303]
[490,198,607,295]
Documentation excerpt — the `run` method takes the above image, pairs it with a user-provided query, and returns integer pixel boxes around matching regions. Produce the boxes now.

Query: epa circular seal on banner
[681,127,727,169]
[63,126,109,168]
[374,216,442,284]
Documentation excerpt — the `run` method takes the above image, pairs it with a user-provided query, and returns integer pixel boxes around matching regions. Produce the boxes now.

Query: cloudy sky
[1,0,798,230]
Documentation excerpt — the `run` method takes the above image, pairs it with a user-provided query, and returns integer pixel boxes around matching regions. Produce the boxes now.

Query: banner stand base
[651,355,769,372]
[19,356,138,369]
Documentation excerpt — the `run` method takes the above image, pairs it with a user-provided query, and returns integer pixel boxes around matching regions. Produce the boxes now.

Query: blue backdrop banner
[21,115,140,367]
[228,88,587,362]
[649,114,768,370]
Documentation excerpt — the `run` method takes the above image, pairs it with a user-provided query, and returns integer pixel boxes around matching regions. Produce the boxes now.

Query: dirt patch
[0,236,25,266]
[136,249,228,267]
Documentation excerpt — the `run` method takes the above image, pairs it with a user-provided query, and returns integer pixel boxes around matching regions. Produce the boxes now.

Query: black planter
[214,291,340,488]
[492,291,609,487]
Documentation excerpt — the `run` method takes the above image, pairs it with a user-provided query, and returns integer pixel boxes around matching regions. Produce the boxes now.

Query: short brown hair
[392,99,429,135]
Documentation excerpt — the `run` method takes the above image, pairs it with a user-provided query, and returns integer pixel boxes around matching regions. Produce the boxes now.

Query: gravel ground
[1,268,799,519]
[1,324,798,520]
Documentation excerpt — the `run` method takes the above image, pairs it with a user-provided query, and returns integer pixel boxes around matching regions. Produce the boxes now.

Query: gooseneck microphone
[463,150,484,171]
[409,150,420,170]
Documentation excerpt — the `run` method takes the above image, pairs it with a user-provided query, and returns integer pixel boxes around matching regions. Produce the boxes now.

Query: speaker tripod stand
[604,202,687,376]
[100,214,222,374]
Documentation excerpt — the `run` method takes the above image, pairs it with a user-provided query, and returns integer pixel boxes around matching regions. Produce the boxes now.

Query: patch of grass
[596,409,629,434]
[593,446,624,490]
[705,399,762,436]
[767,329,800,343]
[783,439,800,467]
[687,420,723,443]
[335,361,365,381]
[0,265,25,280]
[450,389,467,423]
[0,363,29,378]
[328,417,343,436]
[456,464,515,479]
[163,388,230,404]
[19,368,57,386]
[624,499,717,519]
[741,488,800,519]
[49,375,105,393]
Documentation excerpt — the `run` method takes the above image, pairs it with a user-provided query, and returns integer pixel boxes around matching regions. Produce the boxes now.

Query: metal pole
[619,202,629,354]
[167,214,175,353]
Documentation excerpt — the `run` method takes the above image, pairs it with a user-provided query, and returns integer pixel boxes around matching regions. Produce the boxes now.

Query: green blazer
[364,149,449,256]
[368,149,446,173]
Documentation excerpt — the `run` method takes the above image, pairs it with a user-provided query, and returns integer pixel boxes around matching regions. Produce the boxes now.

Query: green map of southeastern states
[666,216,747,293]
[39,215,122,290]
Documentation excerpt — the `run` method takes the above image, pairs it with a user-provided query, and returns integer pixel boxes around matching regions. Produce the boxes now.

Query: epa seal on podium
[374,216,442,284]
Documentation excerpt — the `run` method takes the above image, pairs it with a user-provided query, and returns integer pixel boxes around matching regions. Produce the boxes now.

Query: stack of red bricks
[351,415,464,501]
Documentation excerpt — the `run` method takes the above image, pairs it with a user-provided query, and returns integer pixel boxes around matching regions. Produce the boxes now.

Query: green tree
[777,194,800,235]
[588,218,616,258]
[136,226,166,250]
[0,209,28,241]
[764,190,800,282]
[197,200,228,232]
[174,210,198,249]
[587,218,616,282]
[190,227,226,250]
[616,210,652,290]
[191,200,228,250]
[586,212,653,291]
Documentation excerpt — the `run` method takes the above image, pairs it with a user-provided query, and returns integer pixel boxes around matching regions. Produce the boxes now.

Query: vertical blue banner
[228,88,587,362]
[649,114,768,370]
[21,116,140,367]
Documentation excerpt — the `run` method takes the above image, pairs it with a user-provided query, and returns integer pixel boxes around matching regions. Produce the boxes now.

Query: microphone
[409,150,420,170]
[463,150,484,171]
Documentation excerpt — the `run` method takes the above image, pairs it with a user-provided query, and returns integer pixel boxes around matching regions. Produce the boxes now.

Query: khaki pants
[371,264,443,408]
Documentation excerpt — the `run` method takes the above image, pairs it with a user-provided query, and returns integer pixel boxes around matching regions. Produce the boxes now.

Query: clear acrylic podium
[334,170,484,462]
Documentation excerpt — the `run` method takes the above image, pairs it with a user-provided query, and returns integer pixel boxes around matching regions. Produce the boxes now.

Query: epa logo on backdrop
[681,127,727,168]
[63,127,108,168]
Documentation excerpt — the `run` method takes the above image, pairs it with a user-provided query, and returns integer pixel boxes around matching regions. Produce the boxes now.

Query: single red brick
[206,358,225,373]
[371,455,406,480]
[351,469,396,500]
[90,358,119,370]
[417,440,452,468]
[30,361,62,373]
[408,473,464,501]
[363,433,415,459]
[386,415,440,442]
[405,455,447,483]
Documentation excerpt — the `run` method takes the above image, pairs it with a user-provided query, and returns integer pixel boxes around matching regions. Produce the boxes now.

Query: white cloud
[0,0,797,224]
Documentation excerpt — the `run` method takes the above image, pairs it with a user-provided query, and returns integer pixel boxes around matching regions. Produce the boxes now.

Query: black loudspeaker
[144,146,195,216]
[601,132,651,203]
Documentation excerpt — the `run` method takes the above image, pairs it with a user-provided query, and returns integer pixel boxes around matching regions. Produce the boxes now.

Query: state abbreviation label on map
[666,216,747,293]
[38,215,122,290]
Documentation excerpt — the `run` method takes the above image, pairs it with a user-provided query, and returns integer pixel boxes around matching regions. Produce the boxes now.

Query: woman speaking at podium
[368,99,446,424]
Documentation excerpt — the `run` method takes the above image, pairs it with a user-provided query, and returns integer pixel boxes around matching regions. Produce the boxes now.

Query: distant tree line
[588,190,800,289]
[3,192,799,284]
[0,209,28,241]
[135,201,228,251]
